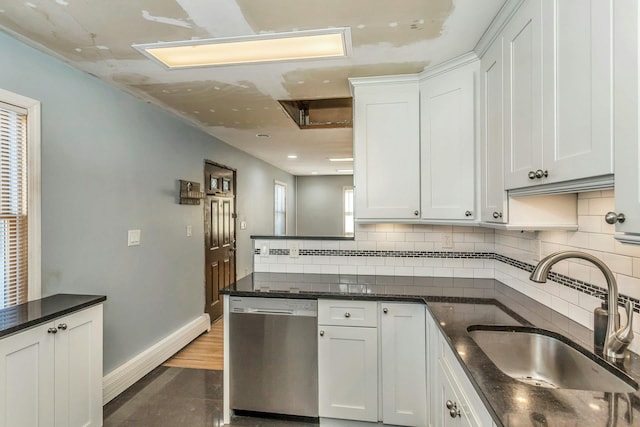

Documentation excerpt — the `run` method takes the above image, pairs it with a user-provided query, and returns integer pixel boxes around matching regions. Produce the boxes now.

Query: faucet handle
[615,301,634,345]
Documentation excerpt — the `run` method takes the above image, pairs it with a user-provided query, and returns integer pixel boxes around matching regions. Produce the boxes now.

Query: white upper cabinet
[480,38,507,223]
[420,63,477,221]
[504,0,614,191]
[351,77,421,220]
[613,0,640,242]
[541,0,614,183]
[503,0,544,190]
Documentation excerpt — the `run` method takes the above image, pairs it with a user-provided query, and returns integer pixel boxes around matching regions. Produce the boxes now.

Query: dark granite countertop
[250,235,355,241]
[0,294,106,339]
[223,273,640,426]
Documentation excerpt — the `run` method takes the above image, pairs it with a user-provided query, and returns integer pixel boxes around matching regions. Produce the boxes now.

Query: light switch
[128,229,141,246]
[261,243,270,257]
[289,242,300,258]
[240,221,247,230]
[441,233,453,249]
[186,225,193,237]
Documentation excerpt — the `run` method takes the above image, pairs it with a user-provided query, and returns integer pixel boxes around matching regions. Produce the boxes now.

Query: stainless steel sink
[467,325,638,393]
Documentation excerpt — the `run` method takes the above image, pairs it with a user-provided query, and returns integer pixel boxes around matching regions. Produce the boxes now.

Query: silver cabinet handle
[414,210,419,216]
[319,330,324,337]
[57,323,67,330]
[446,400,460,418]
[528,170,537,180]
[492,211,503,219]
[465,211,472,217]
[605,212,626,224]
[383,308,388,314]
[344,312,351,318]
[47,327,58,334]
[535,169,548,179]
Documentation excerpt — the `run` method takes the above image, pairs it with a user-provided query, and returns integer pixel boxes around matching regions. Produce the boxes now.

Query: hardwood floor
[163,319,223,370]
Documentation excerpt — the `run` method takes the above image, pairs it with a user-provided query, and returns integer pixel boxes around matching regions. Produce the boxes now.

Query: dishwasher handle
[247,308,295,315]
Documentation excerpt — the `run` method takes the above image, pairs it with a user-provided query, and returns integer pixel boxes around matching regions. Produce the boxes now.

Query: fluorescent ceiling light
[133,28,352,69]
[329,157,353,162]
[336,169,354,173]
[287,155,298,159]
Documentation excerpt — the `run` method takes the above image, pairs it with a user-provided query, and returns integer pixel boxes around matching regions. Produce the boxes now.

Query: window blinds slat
[0,104,28,308]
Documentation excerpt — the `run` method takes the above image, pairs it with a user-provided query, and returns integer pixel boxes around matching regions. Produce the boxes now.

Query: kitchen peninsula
[222,273,640,426]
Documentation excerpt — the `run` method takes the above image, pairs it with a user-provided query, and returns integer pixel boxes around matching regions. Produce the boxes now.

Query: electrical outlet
[128,229,141,246]
[289,242,300,258]
[442,233,453,249]
[240,221,247,230]
[186,224,192,237]
[261,243,270,257]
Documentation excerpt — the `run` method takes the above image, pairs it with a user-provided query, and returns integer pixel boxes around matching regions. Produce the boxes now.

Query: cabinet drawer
[318,300,378,327]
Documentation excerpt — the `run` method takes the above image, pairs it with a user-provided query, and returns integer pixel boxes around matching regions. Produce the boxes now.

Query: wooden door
[204,161,236,322]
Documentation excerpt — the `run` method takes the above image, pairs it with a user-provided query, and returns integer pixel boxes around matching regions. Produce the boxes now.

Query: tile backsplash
[254,190,640,354]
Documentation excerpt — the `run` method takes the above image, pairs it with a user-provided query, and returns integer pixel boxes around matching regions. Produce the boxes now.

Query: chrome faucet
[530,251,634,361]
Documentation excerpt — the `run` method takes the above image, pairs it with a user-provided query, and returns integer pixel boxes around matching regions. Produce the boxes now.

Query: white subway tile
[357,266,376,275]
[463,259,485,269]
[395,267,414,276]
[414,242,435,251]
[474,269,494,279]
[356,224,376,232]
[270,240,287,249]
[347,257,367,266]
[414,267,435,277]
[423,258,444,267]
[588,197,614,215]
[613,240,640,257]
[588,233,615,253]
[551,296,570,316]
[424,232,443,242]
[396,242,415,251]
[376,241,396,251]
[321,241,340,250]
[393,224,414,232]
[579,190,602,199]
[368,232,386,241]
[464,233,485,243]
[254,263,269,272]
[617,274,640,300]
[578,215,602,233]
[385,257,404,267]
[406,232,426,242]
[634,258,640,277]
[453,233,465,243]
[404,258,425,267]
[286,264,304,273]
[557,285,580,305]
[600,252,633,276]
[578,292,601,312]
[339,265,357,275]
[303,265,323,274]
[269,264,287,273]
[568,304,592,328]
[339,240,357,251]
[386,232,405,242]
[453,268,474,278]
[321,265,340,274]
[577,199,589,215]
[414,224,434,232]
[375,224,395,232]
[357,241,377,251]
[566,231,589,249]
[366,257,386,266]
[567,261,591,283]
[443,259,465,268]
[474,243,495,253]
[376,266,395,275]
[434,267,453,277]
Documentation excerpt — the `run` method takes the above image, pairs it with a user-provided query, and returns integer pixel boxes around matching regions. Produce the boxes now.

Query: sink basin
[467,325,638,393]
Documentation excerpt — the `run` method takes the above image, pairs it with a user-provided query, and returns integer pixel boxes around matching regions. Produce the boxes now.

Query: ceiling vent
[279,98,352,129]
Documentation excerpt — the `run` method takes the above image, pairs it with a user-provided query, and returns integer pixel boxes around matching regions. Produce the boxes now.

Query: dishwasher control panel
[229,297,317,317]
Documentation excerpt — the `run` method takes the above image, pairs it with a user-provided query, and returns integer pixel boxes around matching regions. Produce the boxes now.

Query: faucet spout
[529,251,631,361]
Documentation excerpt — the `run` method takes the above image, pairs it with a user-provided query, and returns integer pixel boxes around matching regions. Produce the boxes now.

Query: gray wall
[0,31,295,372]
[296,175,353,236]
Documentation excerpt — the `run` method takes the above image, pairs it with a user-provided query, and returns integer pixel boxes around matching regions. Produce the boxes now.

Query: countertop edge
[0,294,107,339]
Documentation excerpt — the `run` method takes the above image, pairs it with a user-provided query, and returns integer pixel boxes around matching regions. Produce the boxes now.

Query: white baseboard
[320,418,381,427]
[102,313,211,404]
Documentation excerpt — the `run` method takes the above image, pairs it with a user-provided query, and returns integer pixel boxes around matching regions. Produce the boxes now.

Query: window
[0,89,40,309]
[343,186,354,237]
[274,181,287,236]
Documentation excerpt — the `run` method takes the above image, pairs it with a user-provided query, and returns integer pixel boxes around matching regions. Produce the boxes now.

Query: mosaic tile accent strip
[254,246,640,313]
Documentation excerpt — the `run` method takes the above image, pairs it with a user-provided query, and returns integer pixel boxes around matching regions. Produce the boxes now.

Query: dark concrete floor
[103,366,319,427]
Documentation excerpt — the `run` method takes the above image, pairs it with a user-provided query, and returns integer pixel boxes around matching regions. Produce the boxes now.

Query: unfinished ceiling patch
[141,10,192,28]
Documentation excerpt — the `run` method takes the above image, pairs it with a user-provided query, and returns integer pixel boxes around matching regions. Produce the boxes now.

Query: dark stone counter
[223,273,640,426]
[0,294,106,338]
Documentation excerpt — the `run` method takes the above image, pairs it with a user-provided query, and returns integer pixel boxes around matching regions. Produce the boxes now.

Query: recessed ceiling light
[256,133,271,138]
[329,157,353,162]
[336,169,353,173]
[132,28,352,69]
[311,171,318,175]
[288,155,298,159]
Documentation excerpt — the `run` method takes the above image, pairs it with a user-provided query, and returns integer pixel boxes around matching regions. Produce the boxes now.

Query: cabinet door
[541,0,614,183]
[380,303,426,427]
[353,81,421,220]
[437,360,479,427]
[503,0,544,190]
[613,1,640,237]
[54,305,103,427]
[318,325,378,421]
[480,38,507,223]
[420,66,476,220]
[0,323,55,427]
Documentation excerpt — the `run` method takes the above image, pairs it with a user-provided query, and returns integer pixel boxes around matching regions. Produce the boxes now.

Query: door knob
[605,212,625,224]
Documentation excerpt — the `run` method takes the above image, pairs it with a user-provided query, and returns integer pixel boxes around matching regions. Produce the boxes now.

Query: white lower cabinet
[0,304,103,427]
[318,300,426,426]
[427,311,494,427]
[318,325,378,421]
[380,303,426,426]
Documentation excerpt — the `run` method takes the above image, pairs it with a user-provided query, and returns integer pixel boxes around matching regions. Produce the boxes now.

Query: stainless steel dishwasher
[229,297,318,418]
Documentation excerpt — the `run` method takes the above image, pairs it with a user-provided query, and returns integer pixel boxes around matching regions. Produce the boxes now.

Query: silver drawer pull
[319,330,324,337]
[47,328,57,334]
[344,312,351,318]
[57,323,68,330]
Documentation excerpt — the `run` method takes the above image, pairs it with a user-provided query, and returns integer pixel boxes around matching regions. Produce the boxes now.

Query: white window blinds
[0,101,28,308]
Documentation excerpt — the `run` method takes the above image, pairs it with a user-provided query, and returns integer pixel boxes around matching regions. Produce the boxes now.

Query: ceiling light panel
[133,28,352,69]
